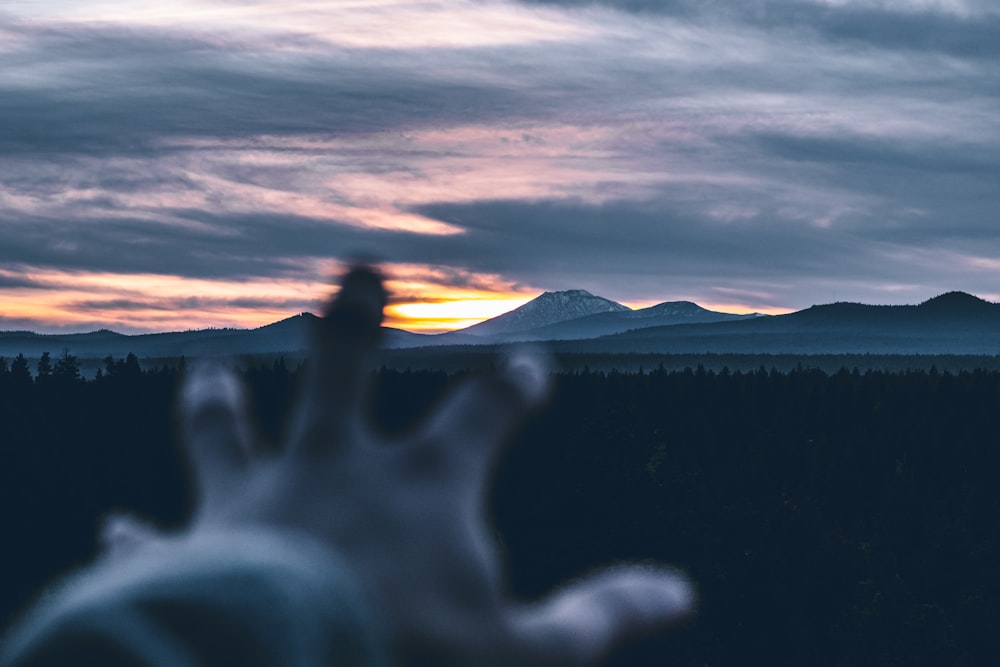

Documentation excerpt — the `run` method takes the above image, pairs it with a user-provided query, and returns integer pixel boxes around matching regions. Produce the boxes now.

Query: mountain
[918,291,997,317]
[455,290,629,339]
[237,312,442,351]
[558,292,1000,356]
[786,291,999,329]
[3,291,997,362]
[0,326,255,360]
[499,300,763,341]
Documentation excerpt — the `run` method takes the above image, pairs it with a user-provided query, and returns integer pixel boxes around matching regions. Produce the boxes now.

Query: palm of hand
[168,267,692,666]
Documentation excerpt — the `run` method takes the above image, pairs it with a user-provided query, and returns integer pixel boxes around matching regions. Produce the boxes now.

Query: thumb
[512,567,694,666]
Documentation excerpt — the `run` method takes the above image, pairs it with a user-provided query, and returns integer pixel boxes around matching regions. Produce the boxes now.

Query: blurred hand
[162,266,692,666]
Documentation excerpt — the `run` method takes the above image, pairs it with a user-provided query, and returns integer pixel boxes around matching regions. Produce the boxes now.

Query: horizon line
[1,289,989,338]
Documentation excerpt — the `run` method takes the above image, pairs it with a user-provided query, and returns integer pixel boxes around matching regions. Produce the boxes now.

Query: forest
[1,351,997,666]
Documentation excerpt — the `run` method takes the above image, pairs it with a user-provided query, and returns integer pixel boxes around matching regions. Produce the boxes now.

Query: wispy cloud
[1,0,998,331]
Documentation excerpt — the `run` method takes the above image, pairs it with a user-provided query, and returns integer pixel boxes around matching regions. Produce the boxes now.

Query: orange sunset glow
[385,296,534,333]
[380,265,536,333]
[0,264,540,334]
[0,262,787,335]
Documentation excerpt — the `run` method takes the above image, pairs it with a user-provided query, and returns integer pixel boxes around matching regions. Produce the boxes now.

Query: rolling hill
[2,291,997,363]
[557,292,1000,356]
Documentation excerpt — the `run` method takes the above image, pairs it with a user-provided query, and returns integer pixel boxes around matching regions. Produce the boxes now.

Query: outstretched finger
[512,567,694,666]
[180,362,254,512]
[410,349,550,482]
[289,265,386,454]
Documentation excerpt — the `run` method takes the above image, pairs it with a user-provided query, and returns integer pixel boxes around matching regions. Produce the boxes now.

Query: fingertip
[179,361,254,477]
[322,264,387,335]
[99,513,160,557]
[514,566,695,665]
[618,566,696,626]
[292,264,386,453]
[181,362,245,419]
[417,350,551,463]
[500,346,552,408]
[560,566,695,630]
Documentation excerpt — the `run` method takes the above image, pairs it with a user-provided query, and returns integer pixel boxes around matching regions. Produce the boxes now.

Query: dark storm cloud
[402,187,1000,308]
[0,274,47,289]
[8,190,880,304]
[0,158,202,202]
[405,197,875,287]
[0,17,535,157]
[806,7,1000,58]
[0,211,394,280]
[747,130,1000,243]
[754,133,1000,176]
[516,0,1000,58]
[69,296,316,312]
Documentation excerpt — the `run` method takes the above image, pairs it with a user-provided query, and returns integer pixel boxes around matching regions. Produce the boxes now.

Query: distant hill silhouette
[1,291,997,361]
[498,300,762,341]
[559,292,1000,355]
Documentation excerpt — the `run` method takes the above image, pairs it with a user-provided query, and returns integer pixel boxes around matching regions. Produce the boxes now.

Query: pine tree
[122,352,141,379]
[52,350,82,384]
[36,351,52,382]
[10,353,31,387]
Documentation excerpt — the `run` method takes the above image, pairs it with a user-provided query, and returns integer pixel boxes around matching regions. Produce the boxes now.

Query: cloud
[0,211,389,280]
[806,6,1000,58]
[745,130,1000,247]
[1,0,999,330]
[406,192,1000,310]
[410,196,866,273]
[68,295,316,313]
[753,132,999,175]
[513,0,1000,57]
[0,16,545,158]
[0,273,48,289]
[506,0,692,14]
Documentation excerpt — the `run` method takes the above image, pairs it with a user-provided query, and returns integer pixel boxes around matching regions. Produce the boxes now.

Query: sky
[1,0,998,334]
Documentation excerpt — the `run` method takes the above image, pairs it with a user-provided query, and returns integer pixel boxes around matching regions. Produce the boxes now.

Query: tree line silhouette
[1,354,997,666]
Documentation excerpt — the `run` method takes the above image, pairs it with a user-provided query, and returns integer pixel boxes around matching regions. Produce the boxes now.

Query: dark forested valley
[1,353,998,666]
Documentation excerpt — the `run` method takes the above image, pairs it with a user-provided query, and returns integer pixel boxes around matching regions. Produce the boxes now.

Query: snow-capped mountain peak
[461,289,629,337]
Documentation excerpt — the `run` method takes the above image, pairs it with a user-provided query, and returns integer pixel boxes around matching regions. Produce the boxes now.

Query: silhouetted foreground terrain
[1,356,997,666]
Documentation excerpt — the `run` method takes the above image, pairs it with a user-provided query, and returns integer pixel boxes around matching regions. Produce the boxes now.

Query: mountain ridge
[1,291,996,359]
[560,291,1000,356]
[486,299,764,342]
